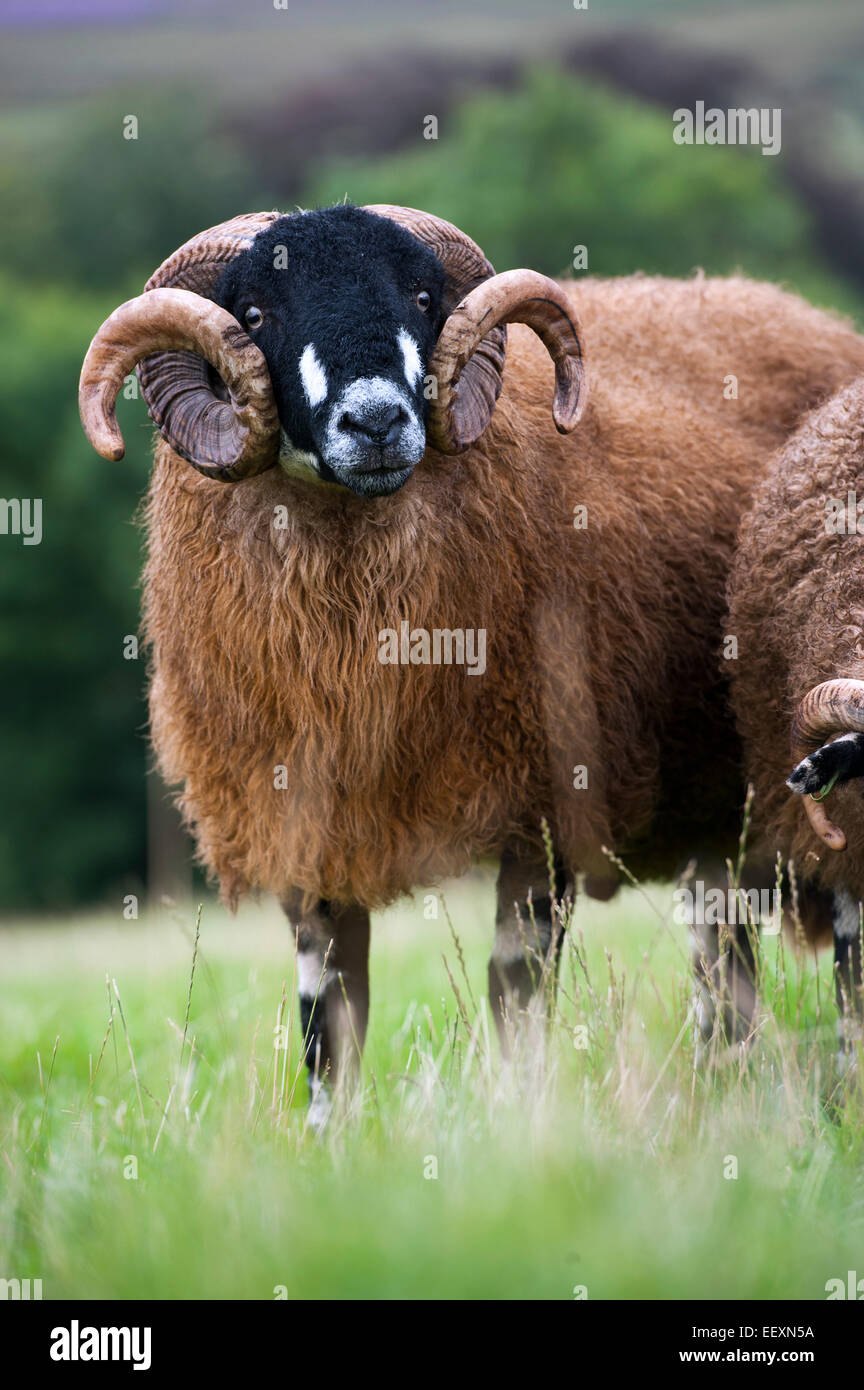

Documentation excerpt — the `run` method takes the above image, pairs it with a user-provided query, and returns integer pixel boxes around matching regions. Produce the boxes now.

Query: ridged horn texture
[367,204,587,453]
[429,268,586,452]
[790,679,864,851]
[79,205,587,480]
[78,287,279,480]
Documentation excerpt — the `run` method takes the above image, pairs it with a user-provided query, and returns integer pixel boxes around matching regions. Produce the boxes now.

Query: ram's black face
[216,206,447,497]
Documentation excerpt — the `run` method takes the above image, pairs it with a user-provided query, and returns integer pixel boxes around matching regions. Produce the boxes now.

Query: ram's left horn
[427,269,587,454]
[79,287,279,482]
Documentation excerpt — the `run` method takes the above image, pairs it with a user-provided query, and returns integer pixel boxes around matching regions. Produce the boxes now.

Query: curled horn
[790,678,864,851]
[367,204,587,453]
[79,212,281,482]
[79,288,279,481]
[426,269,586,452]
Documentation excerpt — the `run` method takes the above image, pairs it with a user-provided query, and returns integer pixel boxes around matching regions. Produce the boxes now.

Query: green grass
[1,873,862,1301]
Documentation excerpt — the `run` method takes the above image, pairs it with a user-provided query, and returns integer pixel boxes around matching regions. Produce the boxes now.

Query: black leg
[281,891,370,1125]
[691,918,759,1048]
[689,863,764,1050]
[832,889,863,1064]
[489,848,571,1053]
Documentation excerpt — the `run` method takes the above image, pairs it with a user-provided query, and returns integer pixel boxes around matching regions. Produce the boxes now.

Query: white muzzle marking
[325,376,425,470]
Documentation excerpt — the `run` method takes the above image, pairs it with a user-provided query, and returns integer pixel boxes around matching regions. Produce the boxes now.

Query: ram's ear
[428,270,587,454]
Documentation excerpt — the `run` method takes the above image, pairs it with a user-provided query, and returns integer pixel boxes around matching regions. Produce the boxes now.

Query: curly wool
[727,376,864,939]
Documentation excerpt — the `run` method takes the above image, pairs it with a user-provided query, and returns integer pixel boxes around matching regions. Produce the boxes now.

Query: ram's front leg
[689,862,761,1052]
[489,848,571,1054]
[832,889,864,1068]
[690,916,758,1052]
[281,892,370,1128]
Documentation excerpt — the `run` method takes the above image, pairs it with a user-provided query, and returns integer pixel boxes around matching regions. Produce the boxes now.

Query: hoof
[307,1077,332,1134]
[835,1018,862,1078]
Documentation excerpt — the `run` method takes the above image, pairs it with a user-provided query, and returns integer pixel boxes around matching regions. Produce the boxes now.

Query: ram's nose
[338,402,408,449]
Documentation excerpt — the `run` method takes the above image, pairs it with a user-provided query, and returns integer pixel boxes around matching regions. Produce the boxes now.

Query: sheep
[78,203,864,1110]
[726,376,864,1059]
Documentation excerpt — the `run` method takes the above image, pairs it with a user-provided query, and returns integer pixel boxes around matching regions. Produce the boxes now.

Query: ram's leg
[832,889,864,1067]
[691,919,759,1050]
[689,865,762,1051]
[281,891,370,1127]
[489,848,571,1053]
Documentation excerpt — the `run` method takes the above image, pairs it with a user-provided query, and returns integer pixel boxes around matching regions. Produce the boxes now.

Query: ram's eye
[415,290,431,312]
[245,306,263,329]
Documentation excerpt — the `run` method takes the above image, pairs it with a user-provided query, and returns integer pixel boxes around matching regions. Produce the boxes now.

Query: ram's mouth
[324,458,416,499]
[275,430,415,496]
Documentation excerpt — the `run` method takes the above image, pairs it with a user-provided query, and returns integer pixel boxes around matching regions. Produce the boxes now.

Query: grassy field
[1,870,862,1301]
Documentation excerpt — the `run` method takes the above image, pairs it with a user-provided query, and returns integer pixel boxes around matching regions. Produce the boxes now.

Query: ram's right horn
[79,210,282,482]
[79,287,279,482]
[426,268,587,453]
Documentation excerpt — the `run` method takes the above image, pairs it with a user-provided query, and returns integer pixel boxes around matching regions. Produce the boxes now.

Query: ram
[726,376,864,1061]
[79,203,864,1113]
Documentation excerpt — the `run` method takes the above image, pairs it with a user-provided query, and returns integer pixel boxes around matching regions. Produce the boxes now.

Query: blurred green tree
[0,275,150,909]
[0,94,273,291]
[305,67,861,318]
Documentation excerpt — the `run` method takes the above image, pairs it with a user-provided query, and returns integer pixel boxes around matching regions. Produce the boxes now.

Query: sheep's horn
[78,287,279,482]
[427,269,587,454]
[790,678,864,851]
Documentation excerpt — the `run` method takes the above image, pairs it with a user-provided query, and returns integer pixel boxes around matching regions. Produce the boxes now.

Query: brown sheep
[726,377,864,1059]
[79,204,864,1114]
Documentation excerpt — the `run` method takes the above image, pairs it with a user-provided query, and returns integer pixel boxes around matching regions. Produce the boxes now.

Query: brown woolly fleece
[141,273,864,912]
[727,376,864,940]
